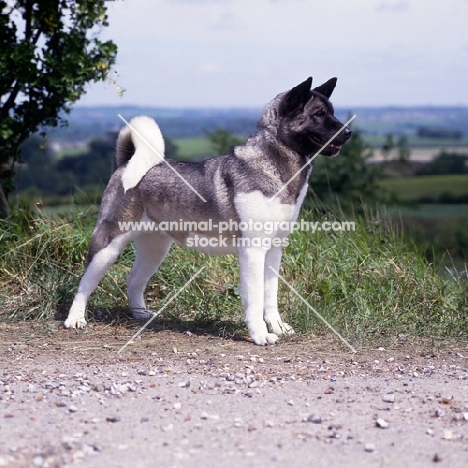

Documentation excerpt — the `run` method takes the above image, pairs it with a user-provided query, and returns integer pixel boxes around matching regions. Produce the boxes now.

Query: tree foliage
[416,152,468,176]
[0,0,117,216]
[205,128,243,155]
[307,128,383,210]
[381,133,411,163]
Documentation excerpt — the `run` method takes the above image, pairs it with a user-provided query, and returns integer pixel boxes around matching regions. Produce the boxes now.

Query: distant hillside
[348,107,468,147]
[49,105,468,147]
[53,106,261,141]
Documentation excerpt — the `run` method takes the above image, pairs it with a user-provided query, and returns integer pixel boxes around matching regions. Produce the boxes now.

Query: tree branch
[24,0,32,42]
[1,82,22,118]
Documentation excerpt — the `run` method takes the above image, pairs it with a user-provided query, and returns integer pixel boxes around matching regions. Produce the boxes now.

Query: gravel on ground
[0,323,467,467]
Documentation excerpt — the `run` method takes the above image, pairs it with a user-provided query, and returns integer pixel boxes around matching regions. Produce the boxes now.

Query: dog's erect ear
[314,77,337,99]
[280,77,313,114]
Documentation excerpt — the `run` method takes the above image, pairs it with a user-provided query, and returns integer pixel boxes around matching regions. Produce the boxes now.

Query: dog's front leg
[263,246,294,336]
[238,246,278,345]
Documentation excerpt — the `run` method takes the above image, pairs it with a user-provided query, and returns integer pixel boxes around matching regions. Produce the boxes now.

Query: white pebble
[442,430,453,440]
[364,443,375,453]
[376,418,389,429]
[382,394,395,403]
[32,456,44,466]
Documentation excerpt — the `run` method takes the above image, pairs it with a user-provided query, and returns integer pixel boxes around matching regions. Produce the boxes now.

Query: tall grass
[281,205,467,342]
[0,203,466,344]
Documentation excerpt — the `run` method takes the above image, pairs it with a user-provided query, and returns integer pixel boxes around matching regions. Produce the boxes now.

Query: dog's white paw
[132,309,156,321]
[249,323,279,345]
[266,319,295,337]
[64,316,87,329]
[251,332,279,346]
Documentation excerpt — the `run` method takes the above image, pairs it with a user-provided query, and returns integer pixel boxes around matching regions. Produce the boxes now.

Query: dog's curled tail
[116,116,165,192]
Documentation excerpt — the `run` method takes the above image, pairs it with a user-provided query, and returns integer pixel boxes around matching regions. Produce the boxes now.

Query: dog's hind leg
[64,225,133,329]
[126,233,173,320]
[263,246,295,337]
[238,246,279,345]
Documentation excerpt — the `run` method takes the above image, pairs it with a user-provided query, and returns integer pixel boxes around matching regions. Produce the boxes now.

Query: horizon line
[73,103,468,110]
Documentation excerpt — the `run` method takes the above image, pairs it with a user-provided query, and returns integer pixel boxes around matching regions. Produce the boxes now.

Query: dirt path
[0,323,467,467]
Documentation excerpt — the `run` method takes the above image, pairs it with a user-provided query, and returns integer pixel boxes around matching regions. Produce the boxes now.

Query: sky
[78,0,468,108]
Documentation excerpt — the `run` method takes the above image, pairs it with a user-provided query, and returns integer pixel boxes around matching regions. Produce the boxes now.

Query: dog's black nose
[343,127,352,140]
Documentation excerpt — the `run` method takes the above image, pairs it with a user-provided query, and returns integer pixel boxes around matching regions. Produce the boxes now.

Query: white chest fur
[234,181,309,238]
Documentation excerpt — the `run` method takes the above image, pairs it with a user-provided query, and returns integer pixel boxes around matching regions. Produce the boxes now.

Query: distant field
[380,174,468,200]
[56,146,89,159]
[174,135,247,160]
[364,135,468,148]
[371,145,468,162]
[385,204,468,219]
[174,137,214,159]
[174,136,468,162]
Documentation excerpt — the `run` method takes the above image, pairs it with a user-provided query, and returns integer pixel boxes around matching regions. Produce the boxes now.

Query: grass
[0,204,467,346]
[173,137,214,160]
[380,174,468,201]
[41,203,99,219]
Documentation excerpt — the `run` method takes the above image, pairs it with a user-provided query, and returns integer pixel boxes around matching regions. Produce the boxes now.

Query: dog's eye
[310,109,325,117]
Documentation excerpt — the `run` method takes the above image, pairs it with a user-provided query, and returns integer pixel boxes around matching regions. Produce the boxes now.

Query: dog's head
[262,77,352,157]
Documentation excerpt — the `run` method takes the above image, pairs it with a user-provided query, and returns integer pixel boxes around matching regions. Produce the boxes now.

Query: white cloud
[199,62,223,74]
[377,1,410,11]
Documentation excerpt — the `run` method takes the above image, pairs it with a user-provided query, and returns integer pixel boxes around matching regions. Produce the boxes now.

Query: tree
[417,152,468,176]
[396,136,410,162]
[164,136,179,160]
[56,133,116,194]
[307,128,383,210]
[15,135,58,195]
[15,133,182,197]
[381,133,411,163]
[205,128,243,155]
[381,134,395,162]
[0,0,117,217]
